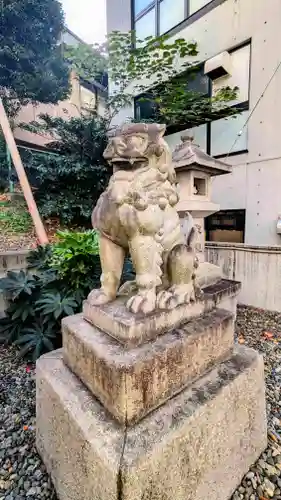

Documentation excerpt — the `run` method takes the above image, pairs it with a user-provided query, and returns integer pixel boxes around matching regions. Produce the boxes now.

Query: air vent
[204,51,232,80]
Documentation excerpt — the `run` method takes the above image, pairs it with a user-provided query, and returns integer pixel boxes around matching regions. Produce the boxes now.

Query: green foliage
[0,231,114,360]
[64,31,239,127]
[63,43,107,84]
[0,200,32,234]
[0,0,70,116]
[22,113,109,226]
[14,320,57,360]
[0,229,136,360]
[35,293,77,320]
[50,230,101,297]
[0,268,61,361]
[27,244,53,270]
[0,270,37,300]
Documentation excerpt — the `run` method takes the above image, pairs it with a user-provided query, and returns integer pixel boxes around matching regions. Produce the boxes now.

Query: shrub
[50,230,101,301]
[22,113,110,226]
[0,230,135,360]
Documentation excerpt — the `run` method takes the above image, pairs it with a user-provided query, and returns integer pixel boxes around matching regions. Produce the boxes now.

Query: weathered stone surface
[36,350,123,500]
[83,278,241,347]
[63,308,234,424]
[37,345,267,500]
[121,345,267,500]
[89,123,199,316]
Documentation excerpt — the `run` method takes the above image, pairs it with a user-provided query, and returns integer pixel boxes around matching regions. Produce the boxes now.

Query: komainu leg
[157,244,197,310]
[126,233,163,314]
[88,235,125,305]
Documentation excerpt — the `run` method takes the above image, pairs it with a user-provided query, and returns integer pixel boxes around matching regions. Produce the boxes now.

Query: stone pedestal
[36,280,267,500]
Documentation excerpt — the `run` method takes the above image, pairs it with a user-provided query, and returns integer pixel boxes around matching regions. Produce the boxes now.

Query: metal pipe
[6,144,14,193]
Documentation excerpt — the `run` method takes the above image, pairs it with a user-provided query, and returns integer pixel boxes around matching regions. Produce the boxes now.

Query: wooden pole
[0,98,49,245]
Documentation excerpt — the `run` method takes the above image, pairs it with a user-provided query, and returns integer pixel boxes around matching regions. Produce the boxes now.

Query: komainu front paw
[126,289,157,315]
[87,289,115,306]
[156,283,196,310]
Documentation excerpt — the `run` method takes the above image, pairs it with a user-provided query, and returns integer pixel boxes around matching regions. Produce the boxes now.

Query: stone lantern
[173,135,231,285]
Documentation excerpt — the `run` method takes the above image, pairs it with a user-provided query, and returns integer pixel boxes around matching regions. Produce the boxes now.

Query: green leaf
[33,340,43,362]
[42,337,54,351]
[18,340,37,360]
[14,334,38,346]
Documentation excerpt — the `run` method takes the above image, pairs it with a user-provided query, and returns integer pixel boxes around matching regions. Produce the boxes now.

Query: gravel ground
[0,305,281,500]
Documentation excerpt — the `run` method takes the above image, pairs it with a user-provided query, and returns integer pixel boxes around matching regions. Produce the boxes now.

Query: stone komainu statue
[88,123,200,314]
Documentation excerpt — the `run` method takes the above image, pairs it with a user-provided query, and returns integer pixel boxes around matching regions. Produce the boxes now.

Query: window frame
[134,41,251,158]
[205,209,246,243]
[134,63,210,130]
[132,0,226,39]
[210,40,251,158]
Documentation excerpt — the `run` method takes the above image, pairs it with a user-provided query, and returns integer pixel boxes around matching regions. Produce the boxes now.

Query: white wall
[166,0,281,246]
[206,242,281,312]
[106,0,281,246]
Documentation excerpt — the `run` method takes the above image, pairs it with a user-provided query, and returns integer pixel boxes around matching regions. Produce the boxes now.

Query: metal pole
[6,144,14,193]
[0,98,49,245]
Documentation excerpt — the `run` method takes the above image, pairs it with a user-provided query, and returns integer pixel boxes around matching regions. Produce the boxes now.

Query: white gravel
[0,305,281,500]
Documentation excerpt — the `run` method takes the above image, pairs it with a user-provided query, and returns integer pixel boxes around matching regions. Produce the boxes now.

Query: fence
[205,242,281,312]
[1,244,281,316]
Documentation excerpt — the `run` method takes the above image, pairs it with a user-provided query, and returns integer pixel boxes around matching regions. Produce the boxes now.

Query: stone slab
[36,350,124,500]
[37,345,267,500]
[83,278,241,347]
[63,308,234,425]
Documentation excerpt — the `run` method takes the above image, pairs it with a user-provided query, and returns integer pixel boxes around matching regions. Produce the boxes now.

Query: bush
[0,230,135,360]
[22,113,110,226]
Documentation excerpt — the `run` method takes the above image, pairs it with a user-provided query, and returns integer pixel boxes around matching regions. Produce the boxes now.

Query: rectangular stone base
[63,308,234,424]
[36,345,267,500]
[82,279,240,347]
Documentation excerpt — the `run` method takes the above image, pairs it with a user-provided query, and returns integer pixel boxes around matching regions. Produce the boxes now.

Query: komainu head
[103,123,170,168]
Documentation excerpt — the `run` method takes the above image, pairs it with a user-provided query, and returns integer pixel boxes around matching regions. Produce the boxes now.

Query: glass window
[187,68,209,94]
[135,0,154,16]
[135,8,156,42]
[189,0,212,15]
[135,94,158,121]
[210,110,249,157]
[206,210,245,243]
[159,0,185,34]
[212,44,251,106]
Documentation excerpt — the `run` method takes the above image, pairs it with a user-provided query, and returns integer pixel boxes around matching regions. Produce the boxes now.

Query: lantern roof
[172,135,232,176]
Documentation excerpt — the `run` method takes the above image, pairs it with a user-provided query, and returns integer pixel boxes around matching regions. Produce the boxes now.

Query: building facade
[107,0,281,246]
[14,28,107,152]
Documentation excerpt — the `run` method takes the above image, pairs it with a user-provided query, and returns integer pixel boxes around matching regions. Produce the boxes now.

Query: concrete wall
[14,99,81,148]
[14,76,105,148]
[106,0,281,247]
[205,242,281,312]
[14,28,106,149]
[0,251,29,317]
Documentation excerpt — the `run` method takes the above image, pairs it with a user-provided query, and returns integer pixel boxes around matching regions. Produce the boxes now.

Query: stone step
[63,308,234,425]
[36,345,267,500]
[83,279,241,347]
